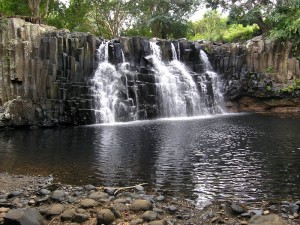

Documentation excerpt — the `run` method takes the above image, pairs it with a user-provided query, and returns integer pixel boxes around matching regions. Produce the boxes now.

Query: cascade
[199,50,225,114]
[91,42,136,123]
[91,40,225,123]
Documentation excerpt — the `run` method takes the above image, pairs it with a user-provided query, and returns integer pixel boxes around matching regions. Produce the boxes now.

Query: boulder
[130,199,153,212]
[4,208,43,225]
[249,214,288,225]
[97,209,115,225]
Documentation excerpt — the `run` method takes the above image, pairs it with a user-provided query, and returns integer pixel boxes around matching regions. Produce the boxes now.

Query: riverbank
[0,173,299,225]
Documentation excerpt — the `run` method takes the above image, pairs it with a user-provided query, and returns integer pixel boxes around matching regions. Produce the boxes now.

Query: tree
[134,0,201,39]
[91,0,138,39]
[201,0,275,34]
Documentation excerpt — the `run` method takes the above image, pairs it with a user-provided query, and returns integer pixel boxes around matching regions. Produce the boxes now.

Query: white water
[91,42,121,123]
[151,42,210,117]
[200,50,225,114]
[91,41,225,123]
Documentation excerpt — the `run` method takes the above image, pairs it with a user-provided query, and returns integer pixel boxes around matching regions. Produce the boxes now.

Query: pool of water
[1,113,300,205]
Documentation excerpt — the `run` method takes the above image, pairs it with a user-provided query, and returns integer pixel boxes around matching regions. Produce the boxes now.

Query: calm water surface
[1,113,300,205]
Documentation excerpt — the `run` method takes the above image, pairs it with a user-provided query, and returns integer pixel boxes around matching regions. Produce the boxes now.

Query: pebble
[231,202,246,214]
[97,209,115,225]
[73,213,89,223]
[47,203,64,216]
[130,199,153,212]
[263,210,270,215]
[84,184,95,191]
[51,190,66,201]
[39,189,51,195]
[167,205,177,213]
[89,191,109,200]
[61,208,76,221]
[156,196,165,202]
[0,208,9,213]
[142,210,158,221]
[147,220,167,225]
[80,198,98,208]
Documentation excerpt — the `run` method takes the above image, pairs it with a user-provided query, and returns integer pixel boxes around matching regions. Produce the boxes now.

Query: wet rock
[112,203,127,212]
[73,213,89,223]
[104,188,117,196]
[80,199,98,208]
[130,199,153,212]
[84,184,95,191]
[113,198,127,204]
[130,218,144,225]
[89,191,109,200]
[231,202,246,214]
[8,191,21,198]
[97,209,115,225]
[142,211,158,221]
[147,220,167,225]
[61,209,76,221]
[51,190,66,201]
[47,204,64,216]
[156,196,165,202]
[0,208,9,213]
[249,214,288,225]
[4,208,43,225]
[167,205,177,213]
[38,189,51,196]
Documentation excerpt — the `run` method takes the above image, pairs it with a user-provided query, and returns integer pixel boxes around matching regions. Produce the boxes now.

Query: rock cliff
[1,18,300,127]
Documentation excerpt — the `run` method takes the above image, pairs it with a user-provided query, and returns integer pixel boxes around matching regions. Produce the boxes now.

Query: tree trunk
[28,0,42,18]
[255,16,269,34]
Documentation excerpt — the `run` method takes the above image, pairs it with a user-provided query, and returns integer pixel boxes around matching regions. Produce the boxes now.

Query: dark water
[1,113,300,205]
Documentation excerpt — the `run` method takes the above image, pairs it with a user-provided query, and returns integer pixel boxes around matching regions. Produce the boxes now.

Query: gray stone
[61,209,75,221]
[130,218,144,225]
[142,211,158,221]
[113,198,127,204]
[112,203,127,212]
[147,220,167,225]
[84,184,95,191]
[156,196,165,202]
[130,199,153,212]
[51,190,66,201]
[4,208,43,225]
[73,213,89,223]
[167,205,177,213]
[89,191,109,200]
[80,199,98,208]
[47,204,64,216]
[97,209,115,225]
[231,202,246,214]
[38,189,51,195]
[8,191,21,198]
[249,214,288,225]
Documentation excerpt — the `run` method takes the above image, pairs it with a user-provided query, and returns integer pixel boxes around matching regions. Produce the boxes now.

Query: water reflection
[1,114,300,203]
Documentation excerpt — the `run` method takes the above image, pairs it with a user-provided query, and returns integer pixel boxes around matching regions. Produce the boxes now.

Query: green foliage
[189,10,259,42]
[265,67,274,73]
[0,0,30,16]
[266,85,272,92]
[280,79,300,93]
[268,0,300,45]
[223,24,259,42]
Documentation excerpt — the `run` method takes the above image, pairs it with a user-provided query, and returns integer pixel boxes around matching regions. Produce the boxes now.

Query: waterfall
[91,42,136,123]
[199,50,225,114]
[91,40,225,124]
[150,42,207,117]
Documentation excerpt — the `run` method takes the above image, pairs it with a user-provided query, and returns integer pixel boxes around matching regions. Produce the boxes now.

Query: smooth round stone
[147,220,167,225]
[80,199,98,208]
[47,204,65,216]
[130,199,153,212]
[84,184,95,191]
[167,205,177,213]
[97,209,115,225]
[28,199,35,205]
[156,196,165,202]
[39,189,51,195]
[0,208,9,213]
[141,211,158,221]
[130,218,144,225]
[113,198,127,204]
[73,213,89,223]
[249,214,288,225]
[8,191,21,198]
[51,190,66,201]
[61,209,76,221]
[89,191,109,200]
[231,202,246,214]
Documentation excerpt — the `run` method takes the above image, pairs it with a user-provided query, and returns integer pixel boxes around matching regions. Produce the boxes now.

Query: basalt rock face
[1,18,300,127]
[204,36,300,113]
[0,18,99,127]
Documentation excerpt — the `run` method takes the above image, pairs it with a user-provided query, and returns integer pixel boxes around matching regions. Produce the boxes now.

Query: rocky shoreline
[0,173,299,225]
